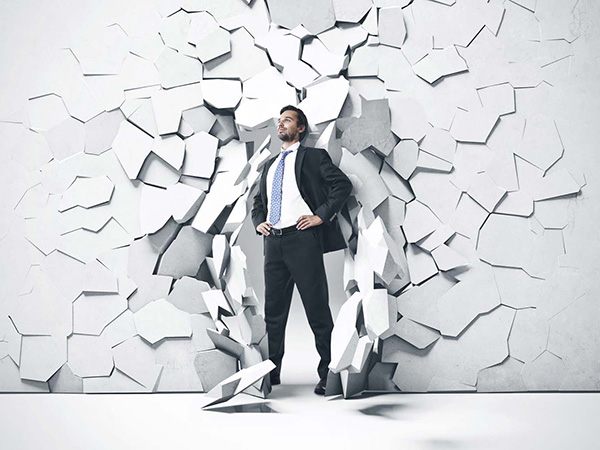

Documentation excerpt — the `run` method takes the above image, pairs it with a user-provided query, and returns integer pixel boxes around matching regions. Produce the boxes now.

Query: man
[251,105,352,395]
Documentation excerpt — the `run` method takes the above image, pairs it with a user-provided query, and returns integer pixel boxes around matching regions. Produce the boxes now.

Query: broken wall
[0,0,598,396]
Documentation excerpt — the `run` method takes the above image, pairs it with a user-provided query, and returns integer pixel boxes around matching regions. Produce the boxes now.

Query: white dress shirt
[266,141,314,228]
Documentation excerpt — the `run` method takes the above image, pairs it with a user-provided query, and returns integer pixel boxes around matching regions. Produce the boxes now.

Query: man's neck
[282,139,300,151]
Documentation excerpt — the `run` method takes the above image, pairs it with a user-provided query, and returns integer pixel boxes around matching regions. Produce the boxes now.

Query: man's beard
[278,130,297,142]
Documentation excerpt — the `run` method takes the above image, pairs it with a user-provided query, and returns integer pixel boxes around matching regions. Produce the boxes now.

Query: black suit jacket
[251,144,352,254]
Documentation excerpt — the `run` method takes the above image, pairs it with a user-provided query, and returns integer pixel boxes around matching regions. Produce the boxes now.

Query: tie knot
[282,149,293,158]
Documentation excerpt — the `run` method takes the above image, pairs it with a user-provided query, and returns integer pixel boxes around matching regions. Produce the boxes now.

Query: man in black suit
[251,105,352,395]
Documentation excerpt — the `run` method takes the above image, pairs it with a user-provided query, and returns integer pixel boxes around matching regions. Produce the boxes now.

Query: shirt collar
[281,141,300,153]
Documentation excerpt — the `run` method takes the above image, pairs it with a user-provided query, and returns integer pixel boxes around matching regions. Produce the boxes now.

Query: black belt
[269,225,303,236]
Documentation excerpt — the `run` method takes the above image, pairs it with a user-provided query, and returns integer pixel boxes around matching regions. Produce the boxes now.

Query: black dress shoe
[314,377,327,395]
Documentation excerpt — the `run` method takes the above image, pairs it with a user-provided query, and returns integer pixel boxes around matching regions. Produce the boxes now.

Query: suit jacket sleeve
[251,169,267,235]
[314,148,353,223]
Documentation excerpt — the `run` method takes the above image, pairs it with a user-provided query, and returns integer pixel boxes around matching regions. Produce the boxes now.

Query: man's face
[277,110,305,142]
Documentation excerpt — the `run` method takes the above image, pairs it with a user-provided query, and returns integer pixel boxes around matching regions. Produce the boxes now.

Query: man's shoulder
[300,145,328,158]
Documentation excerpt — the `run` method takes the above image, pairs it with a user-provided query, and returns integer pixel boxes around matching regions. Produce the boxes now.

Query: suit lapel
[295,144,307,190]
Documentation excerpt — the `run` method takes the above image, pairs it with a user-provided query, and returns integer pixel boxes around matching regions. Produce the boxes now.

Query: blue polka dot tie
[269,149,293,226]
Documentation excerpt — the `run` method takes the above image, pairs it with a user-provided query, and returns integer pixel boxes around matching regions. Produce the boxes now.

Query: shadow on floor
[268,383,317,400]
[326,390,402,401]
[357,403,408,419]
[207,403,278,414]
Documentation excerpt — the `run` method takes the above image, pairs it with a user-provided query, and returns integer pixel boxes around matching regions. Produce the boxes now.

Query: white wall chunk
[151,83,203,135]
[388,94,430,142]
[532,169,581,201]
[378,7,406,48]
[203,28,271,81]
[330,292,362,373]
[413,46,468,84]
[394,318,440,350]
[432,244,469,272]
[267,0,335,35]
[67,334,114,378]
[71,25,129,75]
[478,214,534,269]
[182,131,219,179]
[134,299,192,344]
[299,77,349,126]
[363,289,396,338]
[202,79,242,110]
[494,191,533,217]
[59,176,114,212]
[152,135,185,170]
[112,336,162,390]
[73,293,126,336]
[515,115,563,171]
[437,262,501,337]
[20,335,67,382]
[403,201,442,244]
[406,243,438,285]
[467,173,506,213]
[111,120,153,179]
[302,38,348,77]
[450,107,499,143]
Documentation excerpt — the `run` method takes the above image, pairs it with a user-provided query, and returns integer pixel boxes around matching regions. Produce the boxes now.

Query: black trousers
[264,226,334,381]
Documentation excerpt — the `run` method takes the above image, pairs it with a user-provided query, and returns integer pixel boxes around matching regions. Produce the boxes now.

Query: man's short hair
[280,105,309,142]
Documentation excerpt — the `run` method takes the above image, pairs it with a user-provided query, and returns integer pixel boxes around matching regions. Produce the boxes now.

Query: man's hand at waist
[256,221,272,236]
[296,215,323,230]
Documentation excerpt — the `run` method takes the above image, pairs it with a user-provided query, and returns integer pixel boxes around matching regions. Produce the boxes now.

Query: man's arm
[251,180,267,235]
[313,148,353,223]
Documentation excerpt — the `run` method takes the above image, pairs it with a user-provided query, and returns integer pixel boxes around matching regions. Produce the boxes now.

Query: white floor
[1,388,598,450]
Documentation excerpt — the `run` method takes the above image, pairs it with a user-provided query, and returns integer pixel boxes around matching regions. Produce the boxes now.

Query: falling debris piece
[200,359,275,408]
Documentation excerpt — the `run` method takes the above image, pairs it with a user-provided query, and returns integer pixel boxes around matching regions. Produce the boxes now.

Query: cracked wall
[0,0,598,400]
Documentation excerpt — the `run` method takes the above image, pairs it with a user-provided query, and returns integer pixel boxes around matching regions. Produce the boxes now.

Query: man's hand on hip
[257,221,272,236]
[296,215,323,230]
